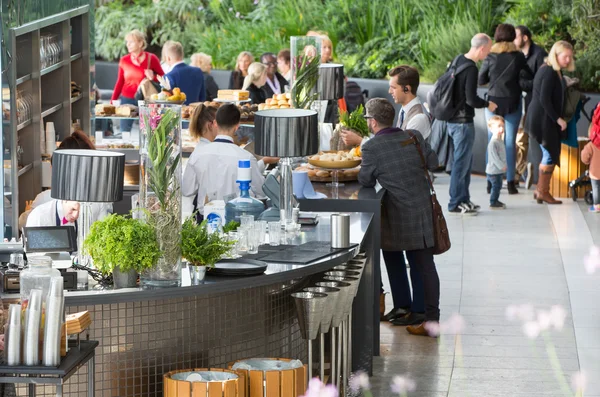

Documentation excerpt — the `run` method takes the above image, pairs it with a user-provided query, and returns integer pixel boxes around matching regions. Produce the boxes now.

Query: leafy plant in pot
[181,217,234,284]
[83,214,161,289]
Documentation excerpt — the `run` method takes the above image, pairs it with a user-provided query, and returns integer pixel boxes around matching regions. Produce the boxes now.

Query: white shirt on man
[396,97,431,139]
[182,135,266,215]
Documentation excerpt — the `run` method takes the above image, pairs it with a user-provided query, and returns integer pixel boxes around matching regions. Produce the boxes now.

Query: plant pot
[113,267,138,289]
[191,265,207,285]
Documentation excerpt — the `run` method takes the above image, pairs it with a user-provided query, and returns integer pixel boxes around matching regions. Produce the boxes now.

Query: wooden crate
[228,358,307,397]
[164,368,241,397]
[550,138,590,198]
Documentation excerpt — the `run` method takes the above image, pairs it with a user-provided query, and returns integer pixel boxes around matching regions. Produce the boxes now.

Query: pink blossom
[390,375,416,395]
[536,310,552,331]
[441,313,466,335]
[302,378,337,397]
[349,372,370,393]
[571,371,587,393]
[424,321,441,337]
[523,321,541,339]
[549,305,567,330]
[150,115,161,130]
[584,245,600,274]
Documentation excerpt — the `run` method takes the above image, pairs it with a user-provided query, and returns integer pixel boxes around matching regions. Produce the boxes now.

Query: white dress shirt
[396,97,431,139]
[24,192,111,229]
[182,135,266,215]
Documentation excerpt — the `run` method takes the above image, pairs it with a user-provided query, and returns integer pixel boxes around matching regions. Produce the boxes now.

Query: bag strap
[146,52,151,69]
[487,56,516,94]
[404,130,435,194]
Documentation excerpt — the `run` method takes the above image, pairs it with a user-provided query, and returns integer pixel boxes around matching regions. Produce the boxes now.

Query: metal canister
[330,214,350,248]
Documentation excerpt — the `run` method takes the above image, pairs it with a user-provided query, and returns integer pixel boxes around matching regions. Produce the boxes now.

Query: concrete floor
[372,174,600,397]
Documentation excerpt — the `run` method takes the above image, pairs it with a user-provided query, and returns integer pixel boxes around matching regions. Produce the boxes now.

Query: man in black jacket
[447,34,498,215]
[260,52,289,98]
[514,26,548,188]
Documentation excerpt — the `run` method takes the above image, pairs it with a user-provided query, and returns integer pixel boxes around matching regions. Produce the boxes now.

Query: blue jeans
[447,122,475,210]
[540,144,554,165]
[487,173,503,204]
[485,103,522,182]
[119,96,137,132]
[382,250,425,314]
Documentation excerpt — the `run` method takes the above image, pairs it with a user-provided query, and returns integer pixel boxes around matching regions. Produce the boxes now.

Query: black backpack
[427,56,475,121]
[344,81,366,113]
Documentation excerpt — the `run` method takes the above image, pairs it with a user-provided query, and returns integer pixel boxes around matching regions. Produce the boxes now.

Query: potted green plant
[181,217,234,284]
[83,214,161,289]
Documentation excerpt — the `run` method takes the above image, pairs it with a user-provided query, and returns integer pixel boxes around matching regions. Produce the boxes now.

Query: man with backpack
[429,33,497,215]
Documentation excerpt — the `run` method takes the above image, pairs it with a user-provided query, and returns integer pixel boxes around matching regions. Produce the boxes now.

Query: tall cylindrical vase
[290,36,321,110]
[138,103,182,287]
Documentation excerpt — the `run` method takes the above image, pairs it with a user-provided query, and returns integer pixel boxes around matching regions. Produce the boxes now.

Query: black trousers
[382,247,440,322]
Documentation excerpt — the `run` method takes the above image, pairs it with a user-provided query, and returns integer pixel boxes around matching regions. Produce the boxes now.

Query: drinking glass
[49,35,61,64]
[227,231,240,258]
[39,36,47,69]
[268,222,281,246]
[255,220,267,245]
[237,226,249,254]
[247,225,260,254]
[240,215,254,228]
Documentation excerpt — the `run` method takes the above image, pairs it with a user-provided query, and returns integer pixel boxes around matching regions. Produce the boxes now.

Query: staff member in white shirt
[26,200,80,229]
[341,65,431,147]
[182,104,278,218]
[182,104,218,221]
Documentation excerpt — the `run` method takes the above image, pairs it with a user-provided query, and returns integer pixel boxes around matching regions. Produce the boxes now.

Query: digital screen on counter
[24,226,77,252]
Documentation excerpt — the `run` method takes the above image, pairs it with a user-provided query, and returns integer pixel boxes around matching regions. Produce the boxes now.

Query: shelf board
[70,94,83,104]
[70,53,82,62]
[17,119,32,131]
[16,74,32,85]
[41,103,63,118]
[40,60,66,76]
[17,163,33,177]
[95,116,138,120]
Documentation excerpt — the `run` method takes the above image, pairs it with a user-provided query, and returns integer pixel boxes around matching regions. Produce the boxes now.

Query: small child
[486,116,507,209]
[581,123,600,212]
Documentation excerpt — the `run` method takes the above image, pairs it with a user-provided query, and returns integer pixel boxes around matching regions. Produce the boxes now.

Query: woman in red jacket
[111,29,163,133]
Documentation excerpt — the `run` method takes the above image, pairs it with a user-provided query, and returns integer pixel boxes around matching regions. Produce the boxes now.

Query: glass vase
[290,36,321,109]
[138,103,182,287]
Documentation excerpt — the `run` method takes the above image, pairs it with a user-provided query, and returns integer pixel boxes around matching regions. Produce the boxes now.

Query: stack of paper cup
[40,124,46,156]
[43,277,64,366]
[45,122,56,155]
[6,304,22,365]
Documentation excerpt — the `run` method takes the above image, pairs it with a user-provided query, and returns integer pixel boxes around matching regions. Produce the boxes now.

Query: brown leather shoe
[379,292,386,321]
[406,322,438,338]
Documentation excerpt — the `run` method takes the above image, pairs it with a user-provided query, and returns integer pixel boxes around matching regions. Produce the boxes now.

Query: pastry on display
[95,103,115,116]
[115,104,138,117]
[217,90,250,101]
[150,87,186,103]
[310,151,361,162]
[258,93,293,110]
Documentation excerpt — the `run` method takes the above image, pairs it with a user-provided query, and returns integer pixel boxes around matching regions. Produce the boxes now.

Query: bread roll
[285,93,291,100]
[277,94,286,101]
[279,104,291,109]
[316,170,330,177]
[278,100,288,106]
[258,103,266,111]
[307,169,318,177]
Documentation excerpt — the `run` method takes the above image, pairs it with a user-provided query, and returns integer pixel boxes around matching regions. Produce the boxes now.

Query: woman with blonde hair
[242,62,268,104]
[111,29,164,133]
[306,30,334,63]
[228,51,254,89]
[191,53,219,101]
[525,40,575,205]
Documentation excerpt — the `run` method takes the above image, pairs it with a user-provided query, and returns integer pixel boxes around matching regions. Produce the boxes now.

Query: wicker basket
[164,368,241,397]
[228,358,307,397]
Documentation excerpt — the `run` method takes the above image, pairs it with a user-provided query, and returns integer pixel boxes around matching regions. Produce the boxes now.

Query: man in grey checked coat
[358,98,441,336]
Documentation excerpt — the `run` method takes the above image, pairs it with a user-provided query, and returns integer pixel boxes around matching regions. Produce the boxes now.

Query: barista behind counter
[182,104,278,218]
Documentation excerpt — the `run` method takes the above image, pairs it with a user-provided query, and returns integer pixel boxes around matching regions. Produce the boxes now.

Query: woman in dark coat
[242,63,268,105]
[525,40,574,205]
[228,51,253,90]
[479,24,533,194]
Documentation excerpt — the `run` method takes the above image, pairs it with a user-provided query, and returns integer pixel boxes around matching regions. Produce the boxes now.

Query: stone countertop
[2,212,371,305]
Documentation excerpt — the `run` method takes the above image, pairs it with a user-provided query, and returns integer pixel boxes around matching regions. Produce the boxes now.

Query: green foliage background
[95,0,599,91]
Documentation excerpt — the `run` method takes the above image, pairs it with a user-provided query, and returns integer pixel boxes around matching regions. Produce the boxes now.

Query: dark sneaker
[391,312,426,326]
[449,203,478,216]
[465,201,480,211]
[490,201,507,209]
